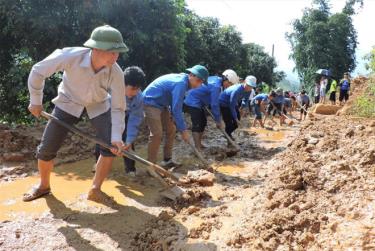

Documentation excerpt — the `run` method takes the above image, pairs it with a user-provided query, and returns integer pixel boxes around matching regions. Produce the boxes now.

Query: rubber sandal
[23,186,51,202]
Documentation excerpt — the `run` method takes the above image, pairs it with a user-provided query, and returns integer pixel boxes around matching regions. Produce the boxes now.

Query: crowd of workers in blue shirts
[114,65,315,176]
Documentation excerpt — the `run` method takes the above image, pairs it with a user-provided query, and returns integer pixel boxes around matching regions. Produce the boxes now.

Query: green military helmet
[84,25,128,53]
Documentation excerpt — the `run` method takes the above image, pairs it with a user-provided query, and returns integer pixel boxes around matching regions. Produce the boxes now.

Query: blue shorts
[254,104,262,120]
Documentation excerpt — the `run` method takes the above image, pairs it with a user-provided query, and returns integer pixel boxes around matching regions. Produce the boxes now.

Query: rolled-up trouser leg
[90,109,115,157]
[161,108,176,160]
[37,107,80,161]
[144,105,163,163]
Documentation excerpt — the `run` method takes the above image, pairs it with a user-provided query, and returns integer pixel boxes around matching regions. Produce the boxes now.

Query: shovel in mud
[281,113,295,126]
[203,107,240,157]
[297,102,314,118]
[40,111,185,201]
[186,140,210,167]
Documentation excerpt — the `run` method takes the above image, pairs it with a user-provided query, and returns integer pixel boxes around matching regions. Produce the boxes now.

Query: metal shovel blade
[159,186,186,201]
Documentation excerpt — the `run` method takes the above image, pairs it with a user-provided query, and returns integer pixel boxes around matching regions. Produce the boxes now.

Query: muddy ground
[1,77,374,250]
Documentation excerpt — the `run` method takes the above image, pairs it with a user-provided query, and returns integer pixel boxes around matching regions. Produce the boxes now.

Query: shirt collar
[80,50,92,68]
[80,50,110,74]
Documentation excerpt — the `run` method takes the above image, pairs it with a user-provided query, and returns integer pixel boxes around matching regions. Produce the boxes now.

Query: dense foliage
[0,0,283,123]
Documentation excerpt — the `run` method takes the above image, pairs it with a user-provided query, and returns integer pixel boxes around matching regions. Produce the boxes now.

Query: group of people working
[243,88,311,128]
[23,24,339,203]
[23,25,259,202]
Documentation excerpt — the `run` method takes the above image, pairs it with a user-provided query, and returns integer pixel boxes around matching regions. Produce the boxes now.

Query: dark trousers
[95,114,135,172]
[314,95,320,104]
[220,106,240,139]
[184,105,207,133]
[38,107,113,161]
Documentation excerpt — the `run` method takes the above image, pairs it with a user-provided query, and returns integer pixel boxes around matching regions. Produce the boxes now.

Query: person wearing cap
[184,69,239,150]
[240,76,257,117]
[219,75,256,140]
[142,65,208,168]
[24,25,128,202]
[252,91,276,128]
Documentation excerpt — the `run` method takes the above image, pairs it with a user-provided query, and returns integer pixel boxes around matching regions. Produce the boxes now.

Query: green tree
[0,0,283,123]
[364,46,375,73]
[240,43,284,87]
[184,12,244,76]
[0,0,187,123]
[286,0,362,89]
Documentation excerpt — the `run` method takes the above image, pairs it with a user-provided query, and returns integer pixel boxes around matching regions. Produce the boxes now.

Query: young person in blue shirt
[142,65,208,168]
[298,90,310,120]
[184,69,239,150]
[219,75,256,140]
[283,91,293,116]
[252,91,276,128]
[93,66,145,177]
[339,72,351,105]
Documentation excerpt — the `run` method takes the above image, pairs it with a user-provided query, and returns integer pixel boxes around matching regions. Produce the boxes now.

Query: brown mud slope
[337,76,369,116]
[238,116,375,250]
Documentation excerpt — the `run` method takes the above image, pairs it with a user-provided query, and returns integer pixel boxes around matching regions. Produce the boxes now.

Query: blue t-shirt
[253,93,269,102]
[300,95,310,104]
[219,84,250,120]
[184,76,222,122]
[340,79,350,91]
[143,73,189,131]
[273,94,285,104]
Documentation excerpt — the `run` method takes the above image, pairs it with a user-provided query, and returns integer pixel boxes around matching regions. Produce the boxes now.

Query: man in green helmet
[24,25,128,202]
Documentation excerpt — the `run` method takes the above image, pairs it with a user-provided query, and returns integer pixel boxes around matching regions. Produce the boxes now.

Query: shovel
[203,107,240,156]
[281,113,295,126]
[186,140,209,167]
[40,111,185,201]
[297,102,314,118]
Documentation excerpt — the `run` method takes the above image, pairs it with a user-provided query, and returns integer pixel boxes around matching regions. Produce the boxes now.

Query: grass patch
[351,78,375,118]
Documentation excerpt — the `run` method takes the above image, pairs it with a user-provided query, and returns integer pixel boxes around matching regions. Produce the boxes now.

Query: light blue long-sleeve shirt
[27,47,125,142]
[125,91,144,144]
[184,76,222,122]
[142,73,189,131]
[219,84,251,120]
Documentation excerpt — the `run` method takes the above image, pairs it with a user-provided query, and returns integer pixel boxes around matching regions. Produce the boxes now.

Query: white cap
[245,75,257,87]
[222,69,239,85]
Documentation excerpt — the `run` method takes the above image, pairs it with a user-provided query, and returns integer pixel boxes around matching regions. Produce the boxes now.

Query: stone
[186,170,216,186]
[2,153,25,162]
